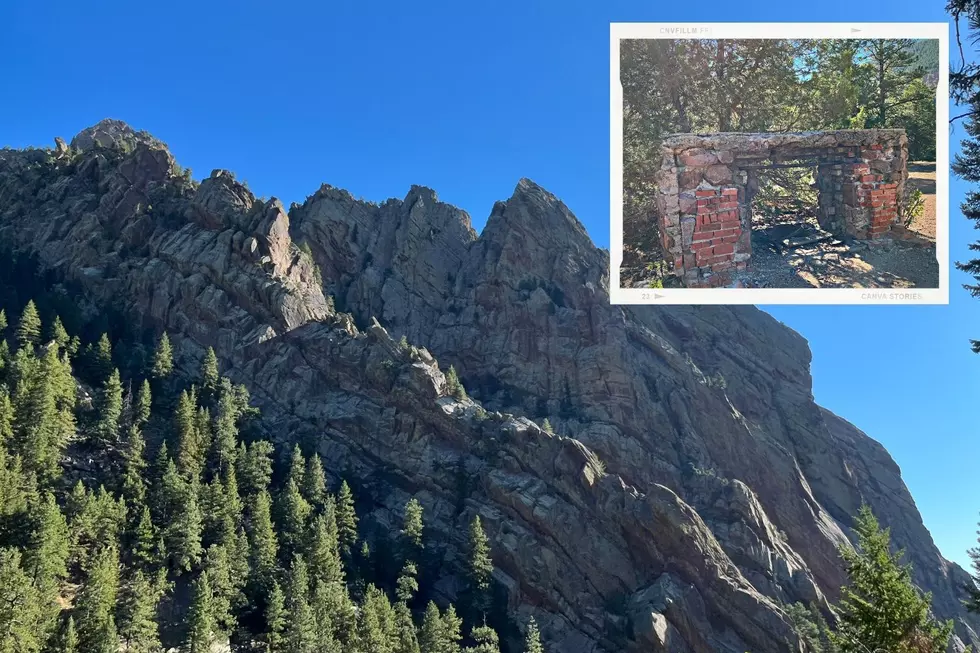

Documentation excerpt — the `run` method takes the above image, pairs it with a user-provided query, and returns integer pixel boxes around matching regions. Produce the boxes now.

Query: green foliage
[117,568,163,653]
[285,555,317,653]
[264,580,287,652]
[467,515,494,617]
[831,505,952,653]
[135,378,152,427]
[540,418,553,434]
[94,368,123,443]
[524,617,544,653]
[200,346,219,392]
[186,570,215,653]
[901,185,926,227]
[151,332,174,379]
[336,480,358,557]
[74,545,120,653]
[15,301,41,349]
[444,365,467,401]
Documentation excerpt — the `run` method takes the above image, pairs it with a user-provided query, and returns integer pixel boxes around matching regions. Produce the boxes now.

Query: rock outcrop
[0,119,975,652]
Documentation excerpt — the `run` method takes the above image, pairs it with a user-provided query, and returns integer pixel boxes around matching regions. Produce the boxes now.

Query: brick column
[689,188,743,285]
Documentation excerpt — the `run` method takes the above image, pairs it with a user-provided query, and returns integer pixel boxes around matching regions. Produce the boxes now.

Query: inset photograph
[610,24,948,304]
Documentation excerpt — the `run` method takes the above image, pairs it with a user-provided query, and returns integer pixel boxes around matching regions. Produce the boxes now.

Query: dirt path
[907,161,936,239]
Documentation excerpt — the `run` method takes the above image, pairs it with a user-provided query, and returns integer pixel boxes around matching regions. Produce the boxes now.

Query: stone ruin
[653,129,910,287]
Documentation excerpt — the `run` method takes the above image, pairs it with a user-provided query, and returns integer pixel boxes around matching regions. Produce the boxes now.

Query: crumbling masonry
[653,129,909,287]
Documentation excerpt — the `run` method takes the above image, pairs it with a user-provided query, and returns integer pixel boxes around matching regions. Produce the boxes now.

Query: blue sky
[3,1,977,569]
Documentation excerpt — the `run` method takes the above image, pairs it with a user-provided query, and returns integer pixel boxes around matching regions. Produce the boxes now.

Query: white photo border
[609,22,950,306]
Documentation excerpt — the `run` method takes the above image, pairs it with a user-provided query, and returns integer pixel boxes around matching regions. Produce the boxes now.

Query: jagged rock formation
[0,119,976,653]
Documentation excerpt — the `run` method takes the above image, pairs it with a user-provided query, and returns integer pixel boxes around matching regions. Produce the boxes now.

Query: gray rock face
[0,121,976,652]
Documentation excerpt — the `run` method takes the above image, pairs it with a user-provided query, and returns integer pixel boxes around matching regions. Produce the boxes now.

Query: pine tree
[93,333,114,382]
[131,504,158,570]
[210,387,239,473]
[49,316,70,351]
[175,389,204,479]
[60,615,79,653]
[303,454,328,511]
[75,545,120,653]
[200,347,219,392]
[831,505,953,653]
[468,623,501,653]
[159,458,203,574]
[541,418,553,433]
[0,309,6,333]
[135,379,152,427]
[402,497,424,554]
[120,424,148,508]
[442,604,463,653]
[359,584,396,653]
[24,492,70,641]
[444,365,466,400]
[396,561,419,603]
[203,543,240,635]
[16,301,41,349]
[393,601,420,653]
[287,445,305,489]
[248,489,279,594]
[151,332,174,379]
[94,368,124,443]
[264,580,287,653]
[0,390,12,449]
[117,568,162,653]
[0,548,40,653]
[186,571,215,653]
[336,480,358,556]
[237,440,274,495]
[278,478,312,563]
[419,602,445,653]
[467,514,494,617]
[307,512,344,585]
[285,554,317,653]
[524,617,544,653]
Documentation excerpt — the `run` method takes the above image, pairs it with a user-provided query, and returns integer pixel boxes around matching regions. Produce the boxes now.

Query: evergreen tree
[541,418,553,434]
[60,615,79,653]
[831,505,953,653]
[394,601,420,653]
[210,386,239,473]
[444,365,466,400]
[159,458,203,574]
[524,617,544,653]
[307,512,344,586]
[151,332,174,379]
[175,389,205,479]
[49,316,70,351]
[130,504,158,570]
[277,478,312,563]
[16,301,41,349]
[302,454,328,511]
[0,309,6,333]
[468,623,501,653]
[203,543,241,635]
[419,602,445,653]
[135,379,152,427]
[94,368,124,443]
[93,333,114,382]
[442,604,463,653]
[0,391,11,446]
[237,440,274,495]
[24,492,70,642]
[359,584,396,653]
[264,580,287,653]
[284,555,317,653]
[0,548,40,653]
[248,489,279,594]
[396,561,419,603]
[75,545,121,653]
[402,497,424,554]
[336,480,358,556]
[200,347,219,393]
[117,568,162,653]
[186,571,215,653]
[467,515,494,617]
[120,424,148,509]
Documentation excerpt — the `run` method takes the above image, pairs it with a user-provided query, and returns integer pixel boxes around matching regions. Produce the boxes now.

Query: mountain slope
[0,119,975,652]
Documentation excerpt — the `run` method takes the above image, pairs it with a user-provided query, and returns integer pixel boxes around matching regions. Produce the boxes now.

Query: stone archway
[652,129,909,287]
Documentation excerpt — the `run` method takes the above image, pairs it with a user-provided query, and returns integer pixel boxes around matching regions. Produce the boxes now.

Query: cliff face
[0,119,975,653]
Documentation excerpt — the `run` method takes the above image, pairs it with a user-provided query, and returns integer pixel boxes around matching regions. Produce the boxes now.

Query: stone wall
[653,130,909,287]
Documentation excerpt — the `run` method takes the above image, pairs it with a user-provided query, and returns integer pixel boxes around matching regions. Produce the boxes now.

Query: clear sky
[3,1,977,569]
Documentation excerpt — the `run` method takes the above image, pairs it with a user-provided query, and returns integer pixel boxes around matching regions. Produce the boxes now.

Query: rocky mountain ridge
[0,119,975,652]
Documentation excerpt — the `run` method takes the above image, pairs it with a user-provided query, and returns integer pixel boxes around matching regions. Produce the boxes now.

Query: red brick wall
[689,188,743,285]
